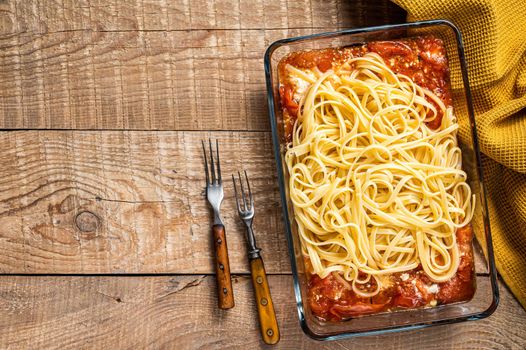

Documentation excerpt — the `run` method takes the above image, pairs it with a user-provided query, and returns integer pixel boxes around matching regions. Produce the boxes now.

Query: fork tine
[202,140,210,185]
[238,171,247,211]
[216,139,222,184]
[232,174,241,211]
[244,170,253,209]
[209,139,217,184]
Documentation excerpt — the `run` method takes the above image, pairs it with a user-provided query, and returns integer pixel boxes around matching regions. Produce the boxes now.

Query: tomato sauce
[278,36,452,140]
[307,225,475,322]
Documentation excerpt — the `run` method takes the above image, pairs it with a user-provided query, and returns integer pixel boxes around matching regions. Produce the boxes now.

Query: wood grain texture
[250,257,280,345]
[212,224,235,309]
[1,1,523,349]
[0,130,288,274]
[0,275,523,350]
[0,0,405,130]
[0,130,489,274]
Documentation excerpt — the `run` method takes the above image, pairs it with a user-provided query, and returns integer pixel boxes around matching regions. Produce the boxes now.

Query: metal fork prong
[209,139,217,184]
[244,170,253,209]
[216,139,222,184]
[238,171,247,211]
[232,174,241,212]
[202,140,210,185]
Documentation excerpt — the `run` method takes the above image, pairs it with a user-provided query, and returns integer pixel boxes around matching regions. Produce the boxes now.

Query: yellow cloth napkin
[391,0,526,309]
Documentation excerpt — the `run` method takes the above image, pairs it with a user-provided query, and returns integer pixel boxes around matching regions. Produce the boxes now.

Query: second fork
[233,171,280,345]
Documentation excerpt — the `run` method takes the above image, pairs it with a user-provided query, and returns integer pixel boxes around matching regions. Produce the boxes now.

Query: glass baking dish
[264,20,499,340]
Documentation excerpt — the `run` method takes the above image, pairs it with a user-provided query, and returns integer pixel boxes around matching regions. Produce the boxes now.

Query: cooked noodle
[285,52,475,298]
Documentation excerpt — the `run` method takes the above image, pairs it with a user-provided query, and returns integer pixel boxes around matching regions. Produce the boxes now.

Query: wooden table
[0,1,524,349]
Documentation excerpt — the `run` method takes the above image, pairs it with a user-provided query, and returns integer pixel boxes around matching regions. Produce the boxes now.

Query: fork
[202,139,234,310]
[232,171,280,345]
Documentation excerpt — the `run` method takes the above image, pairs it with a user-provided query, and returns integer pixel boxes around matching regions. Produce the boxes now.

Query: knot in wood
[75,211,100,232]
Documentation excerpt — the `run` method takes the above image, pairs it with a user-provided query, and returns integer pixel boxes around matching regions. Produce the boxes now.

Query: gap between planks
[5,26,359,35]
[0,129,271,132]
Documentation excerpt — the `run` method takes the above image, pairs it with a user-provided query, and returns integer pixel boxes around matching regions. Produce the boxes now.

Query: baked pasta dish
[278,36,476,321]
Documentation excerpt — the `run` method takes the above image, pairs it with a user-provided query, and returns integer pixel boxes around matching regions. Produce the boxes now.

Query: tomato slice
[367,41,413,57]
[330,302,387,318]
[392,294,420,308]
[279,84,299,116]
[317,57,333,72]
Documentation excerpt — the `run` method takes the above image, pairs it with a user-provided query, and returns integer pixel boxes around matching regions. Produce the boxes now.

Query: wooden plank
[0,0,405,130]
[5,0,404,33]
[0,275,522,349]
[0,130,289,273]
[0,28,298,130]
[0,130,491,274]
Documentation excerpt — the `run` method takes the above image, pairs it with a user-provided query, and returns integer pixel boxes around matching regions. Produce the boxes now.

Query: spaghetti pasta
[284,52,475,298]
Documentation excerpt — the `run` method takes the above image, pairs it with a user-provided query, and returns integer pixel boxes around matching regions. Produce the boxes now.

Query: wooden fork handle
[250,257,280,345]
[212,224,235,309]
